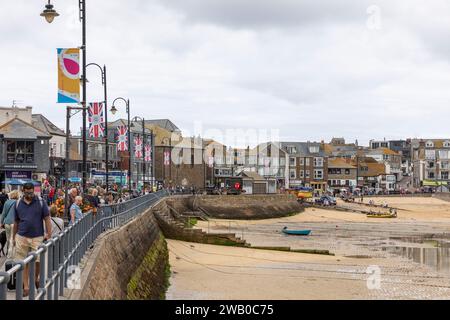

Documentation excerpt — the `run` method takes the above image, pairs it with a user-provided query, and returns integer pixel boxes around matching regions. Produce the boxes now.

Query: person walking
[0,190,19,258]
[12,183,52,297]
[69,196,84,226]
[48,205,64,237]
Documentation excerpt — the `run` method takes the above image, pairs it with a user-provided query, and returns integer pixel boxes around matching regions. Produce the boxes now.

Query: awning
[423,180,448,186]
[5,179,41,186]
[69,177,82,183]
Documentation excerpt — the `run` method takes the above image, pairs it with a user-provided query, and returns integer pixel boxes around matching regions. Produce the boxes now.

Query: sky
[1,0,450,147]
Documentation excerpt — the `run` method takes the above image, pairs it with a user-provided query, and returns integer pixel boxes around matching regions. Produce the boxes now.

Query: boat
[282,227,311,236]
[366,213,397,218]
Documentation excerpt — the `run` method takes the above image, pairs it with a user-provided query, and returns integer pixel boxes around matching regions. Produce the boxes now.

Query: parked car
[315,195,337,206]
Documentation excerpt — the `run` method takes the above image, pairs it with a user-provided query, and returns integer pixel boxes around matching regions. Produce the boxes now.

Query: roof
[279,142,326,157]
[328,158,357,169]
[32,114,65,136]
[144,119,180,133]
[0,117,51,139]
[367,147,400,156]
[359,162,386,177]
[239,171,265,181]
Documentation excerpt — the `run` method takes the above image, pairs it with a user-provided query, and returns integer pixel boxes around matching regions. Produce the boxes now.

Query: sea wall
[193,194,304,219]
[76,206,169,300]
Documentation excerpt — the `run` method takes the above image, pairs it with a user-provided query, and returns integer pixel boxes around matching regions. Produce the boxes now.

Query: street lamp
[86,63,109,192]
[132,116,146,192]
[111,97,131,192]
[40,0,59,23]
[41,0,88,194]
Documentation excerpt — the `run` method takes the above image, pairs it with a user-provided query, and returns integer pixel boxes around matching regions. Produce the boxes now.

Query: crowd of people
[0,181,164,297]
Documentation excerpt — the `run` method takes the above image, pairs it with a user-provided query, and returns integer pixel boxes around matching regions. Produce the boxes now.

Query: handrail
[0,190,169,300]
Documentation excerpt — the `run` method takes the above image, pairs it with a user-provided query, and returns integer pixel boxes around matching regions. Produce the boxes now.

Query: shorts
[15,234,44,262]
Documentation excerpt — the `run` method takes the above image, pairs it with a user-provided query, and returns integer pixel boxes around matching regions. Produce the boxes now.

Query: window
[428,172,435,179]
[345,169,350,175]
[280,157,286,166]
[445,141,450,148]
[314,170,323,180]
[439,150,450,159]
[299,158,304,166]
[428,162,435,168]
[289,157,296,166]
[300,170,304,178]
[309,146,319,153]
[305,170,310,178]
[442,161,450,170]
[289,169,296,179]
[426,141,434,148]
[314,157,323,167]
[442,172,449,180]
[305,158,310,166]
[6,141,35,164]
[287,146,297,154]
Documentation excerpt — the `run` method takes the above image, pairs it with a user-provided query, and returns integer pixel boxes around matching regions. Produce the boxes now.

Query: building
[357,157,388,191]
[327,158,357,192]
[411,139,450,190]
[279,142,328,192]
[365,148,402,189]
[369,139,412,176]
[32,114,66,186]
[238,171,276,194]
[0,117,51,190]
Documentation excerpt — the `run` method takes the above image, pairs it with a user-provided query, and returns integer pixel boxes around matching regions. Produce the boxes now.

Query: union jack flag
[134,136,143,158]
[145,144,151,162]
[88,102,105,138]
[116,125,128,151]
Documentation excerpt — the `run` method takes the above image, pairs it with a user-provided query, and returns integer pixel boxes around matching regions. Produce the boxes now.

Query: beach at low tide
[166,197,450,300]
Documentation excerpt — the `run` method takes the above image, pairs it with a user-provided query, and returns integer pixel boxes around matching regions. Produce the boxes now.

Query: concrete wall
[78,206,169,300]
[433,193,450,202]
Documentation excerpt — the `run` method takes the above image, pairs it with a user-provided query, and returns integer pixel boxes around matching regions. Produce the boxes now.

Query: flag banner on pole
[88,102,105,138]
[117,125,128,151]
[145,144,151,162]
[57,48,80,103]
[134,136,143,158]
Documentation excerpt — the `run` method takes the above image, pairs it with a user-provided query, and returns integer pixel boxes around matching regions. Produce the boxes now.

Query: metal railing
[0,190,169,300]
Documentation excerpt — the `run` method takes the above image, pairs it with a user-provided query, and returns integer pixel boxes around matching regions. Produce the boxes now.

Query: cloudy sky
[1,0,450,147]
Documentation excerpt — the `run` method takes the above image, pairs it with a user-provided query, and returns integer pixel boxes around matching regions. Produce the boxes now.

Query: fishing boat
[282,227,311,236]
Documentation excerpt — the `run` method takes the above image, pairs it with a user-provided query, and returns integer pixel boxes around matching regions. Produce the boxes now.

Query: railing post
[58,234,64,297]
[28,252,38,300]
[38,244,47,300]
[15,261,25,300]
[0,272,10,300]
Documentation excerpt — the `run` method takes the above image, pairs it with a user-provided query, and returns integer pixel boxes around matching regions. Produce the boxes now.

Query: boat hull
[282,230,311,236]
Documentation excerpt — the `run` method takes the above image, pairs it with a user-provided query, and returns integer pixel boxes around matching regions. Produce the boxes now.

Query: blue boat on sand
[282,227,311,236]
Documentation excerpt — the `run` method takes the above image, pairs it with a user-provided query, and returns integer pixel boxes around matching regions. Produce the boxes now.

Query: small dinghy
[282,227,311,236]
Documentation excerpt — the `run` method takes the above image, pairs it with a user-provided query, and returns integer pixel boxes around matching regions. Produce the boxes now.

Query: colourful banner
[117,125,128,151]
[57,48,80,103]
[134,136,143,159]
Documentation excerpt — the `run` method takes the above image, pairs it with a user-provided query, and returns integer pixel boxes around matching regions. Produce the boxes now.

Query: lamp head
[40,2,59,23]
[110,105,118,115]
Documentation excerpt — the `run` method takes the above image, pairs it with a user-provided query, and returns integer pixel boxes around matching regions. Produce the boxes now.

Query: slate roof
[0,117,51,139]
[279,142,326,157]
[32,114,65,136]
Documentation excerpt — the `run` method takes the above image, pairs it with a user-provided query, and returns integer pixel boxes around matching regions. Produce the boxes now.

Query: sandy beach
[167,197,450,300]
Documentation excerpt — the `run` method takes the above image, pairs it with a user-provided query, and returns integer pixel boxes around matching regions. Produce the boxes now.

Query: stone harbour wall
[78,207,169,300]
[194,194,304,219]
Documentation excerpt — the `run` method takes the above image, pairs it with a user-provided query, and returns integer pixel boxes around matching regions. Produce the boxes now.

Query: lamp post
[132,116,146,193]
[111,98,131,191]
[86,63,108,192]
[41,0,88,194]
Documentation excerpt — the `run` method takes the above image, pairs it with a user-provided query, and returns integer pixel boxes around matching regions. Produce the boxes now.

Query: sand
[167,197,450,300]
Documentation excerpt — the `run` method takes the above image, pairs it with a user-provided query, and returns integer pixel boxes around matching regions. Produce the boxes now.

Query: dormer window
[309,146,319,153]
[444,141,450,148]
[426,141,434,148]
[287,146,297,154]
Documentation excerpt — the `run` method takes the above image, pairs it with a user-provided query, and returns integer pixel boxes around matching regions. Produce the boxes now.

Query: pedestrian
[70,196,84,225]
[12,183,52,297]
[0,190,20,258]
[48,205,64,237]
[0,189,9,215]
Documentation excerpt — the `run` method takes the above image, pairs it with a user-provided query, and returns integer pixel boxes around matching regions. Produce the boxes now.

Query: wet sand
[167,197,450,300]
